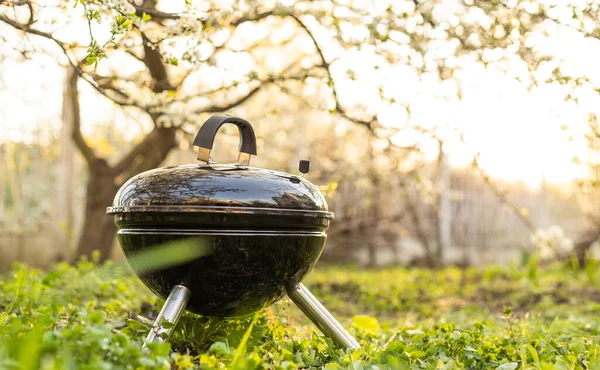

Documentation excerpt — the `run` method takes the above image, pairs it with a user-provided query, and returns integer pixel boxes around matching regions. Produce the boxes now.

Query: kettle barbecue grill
[107,115,360,349]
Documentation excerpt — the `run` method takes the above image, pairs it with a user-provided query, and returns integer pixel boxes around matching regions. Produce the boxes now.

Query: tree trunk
[74,126,178,262]
[75,159,119,262]
[401,180,438,268]
[59,66,76,249]
[62,47,179,263]
[574,230,600,267]
[367,171,381,267]
[435,142,452,264]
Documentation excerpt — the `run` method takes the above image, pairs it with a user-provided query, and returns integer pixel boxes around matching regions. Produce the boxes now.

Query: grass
[1,258,600,369]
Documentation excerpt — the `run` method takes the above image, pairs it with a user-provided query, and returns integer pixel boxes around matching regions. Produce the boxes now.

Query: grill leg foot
[143,285,191,348]
[287,283,360,349]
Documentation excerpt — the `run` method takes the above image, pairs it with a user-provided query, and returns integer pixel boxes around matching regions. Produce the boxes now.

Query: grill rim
[106,205,334,219]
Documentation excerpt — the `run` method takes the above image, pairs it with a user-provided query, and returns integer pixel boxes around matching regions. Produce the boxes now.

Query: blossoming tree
[1,0,599,262]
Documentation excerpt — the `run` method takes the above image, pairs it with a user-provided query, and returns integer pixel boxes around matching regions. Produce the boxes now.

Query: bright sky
[327,37,597,185]
[1,1,598,187]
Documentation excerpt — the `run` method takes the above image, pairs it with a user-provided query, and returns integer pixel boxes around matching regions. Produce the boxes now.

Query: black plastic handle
[193,115,257,165]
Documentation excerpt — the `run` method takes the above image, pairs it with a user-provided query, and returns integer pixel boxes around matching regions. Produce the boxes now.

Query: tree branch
[140,31,174,92]
[113,125,176,176]
[0,13,55,40]
[0,14,146,110]
[65,64,97,167]
[399,177,437,267]
[287,13,376,130]
[197,64,310,113]
[113,0,176,175]
[472,155,537,233]
[3,9,101,167]
[232,10,275,26]
[492,0,600,41]
[130,4,273,25]
[200,83,267,113]
[0,0,33,5]
[133,6,184,21]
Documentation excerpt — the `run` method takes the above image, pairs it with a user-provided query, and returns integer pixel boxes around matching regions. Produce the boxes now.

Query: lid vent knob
[299,160,310,175]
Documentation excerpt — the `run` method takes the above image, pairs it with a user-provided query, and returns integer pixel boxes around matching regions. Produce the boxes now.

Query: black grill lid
[106,115,333,220]
[106,164,332,218]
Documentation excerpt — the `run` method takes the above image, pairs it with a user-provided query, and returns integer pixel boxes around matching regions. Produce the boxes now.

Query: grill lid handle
[193,115,258,166]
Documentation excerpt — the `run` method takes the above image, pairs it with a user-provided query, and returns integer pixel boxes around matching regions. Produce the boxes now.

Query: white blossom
[101,0,136,14]
[530,225,574,260]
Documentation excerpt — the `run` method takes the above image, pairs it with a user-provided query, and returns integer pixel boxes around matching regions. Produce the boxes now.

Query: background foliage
[2,0,600,268]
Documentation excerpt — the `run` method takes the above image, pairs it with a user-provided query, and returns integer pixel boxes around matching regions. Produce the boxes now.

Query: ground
[1,258,599,369]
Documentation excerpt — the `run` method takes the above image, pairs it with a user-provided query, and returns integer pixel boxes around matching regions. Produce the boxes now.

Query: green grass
[1,259,600,369]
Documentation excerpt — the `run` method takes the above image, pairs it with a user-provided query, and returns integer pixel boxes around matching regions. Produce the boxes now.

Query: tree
[0,0,398,261]
[2,0,598,263]
[481,1,600,262]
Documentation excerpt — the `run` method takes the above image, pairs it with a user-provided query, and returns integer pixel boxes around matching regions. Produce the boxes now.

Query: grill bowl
[117,228,325,316]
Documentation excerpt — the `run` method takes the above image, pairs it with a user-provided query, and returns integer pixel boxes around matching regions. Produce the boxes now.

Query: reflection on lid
[113,164,328,211]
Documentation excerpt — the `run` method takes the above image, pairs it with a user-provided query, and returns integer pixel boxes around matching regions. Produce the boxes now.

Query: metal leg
[143,285,191,347]
[287,283,360,349]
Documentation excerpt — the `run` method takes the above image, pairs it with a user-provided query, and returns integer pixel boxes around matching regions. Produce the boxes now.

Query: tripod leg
[287,283,360,349]
[143,285,191,347]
